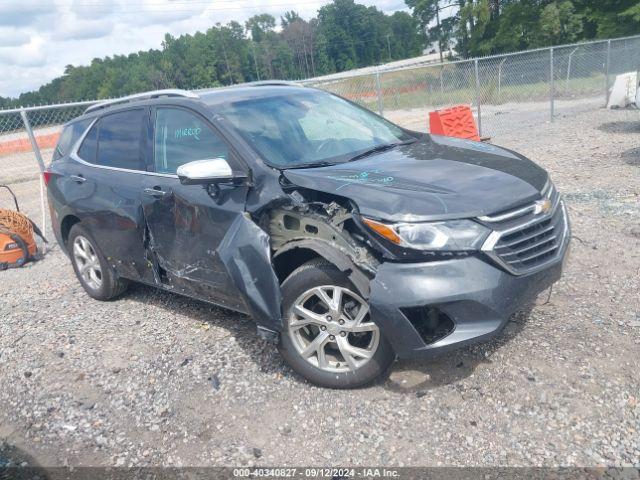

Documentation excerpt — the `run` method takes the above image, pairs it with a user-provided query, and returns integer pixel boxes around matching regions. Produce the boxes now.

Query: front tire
[68,223,129,301]
[278,259,395,389]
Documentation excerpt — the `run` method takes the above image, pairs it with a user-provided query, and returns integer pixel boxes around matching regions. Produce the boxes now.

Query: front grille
[480,182,569,275]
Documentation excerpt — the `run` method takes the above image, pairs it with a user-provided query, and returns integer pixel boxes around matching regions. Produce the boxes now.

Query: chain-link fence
[308,34,640,135]
[0,101,97,237]
[1,34,639,238]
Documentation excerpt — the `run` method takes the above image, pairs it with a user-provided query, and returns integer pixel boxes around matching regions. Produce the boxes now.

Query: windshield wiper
[347,140,416,162]
[284,160,340,170]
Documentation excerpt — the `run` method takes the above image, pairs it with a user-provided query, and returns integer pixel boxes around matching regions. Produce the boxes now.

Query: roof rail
[245,81,303,88]
[84,89,199,114]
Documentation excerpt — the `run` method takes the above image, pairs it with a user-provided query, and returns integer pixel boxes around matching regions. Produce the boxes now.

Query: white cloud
[0,0,410,98]
[0,36,46,67]
[0,0,55,26]
[69,0,119,20]
[52,17,115,41]
[0,29,31,47]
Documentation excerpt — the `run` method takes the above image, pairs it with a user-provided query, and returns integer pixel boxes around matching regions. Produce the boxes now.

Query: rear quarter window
[96,109,146,170]
[78,122,98,163]
[53,119,92,161]
[76,109,147,171]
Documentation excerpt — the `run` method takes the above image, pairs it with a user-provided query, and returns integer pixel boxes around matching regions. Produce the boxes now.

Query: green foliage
[406,0,640,57]
[537,1,583,46]
[0,0,425,106]
[3,0,638,107]
[245,14,276,42]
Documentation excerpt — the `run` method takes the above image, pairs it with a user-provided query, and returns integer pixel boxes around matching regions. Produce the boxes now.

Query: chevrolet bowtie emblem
[534,198,552,215]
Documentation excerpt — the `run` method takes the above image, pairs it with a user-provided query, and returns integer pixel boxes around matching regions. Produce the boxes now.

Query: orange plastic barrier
[429,105,480,141]
[0,132,60,157]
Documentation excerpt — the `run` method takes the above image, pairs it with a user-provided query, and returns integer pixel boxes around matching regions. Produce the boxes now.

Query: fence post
[474,58,482,136]
[498,58,506,97]
[566,47,578,92]
[605,39,612,106]
[550,47,555,122]
[375,68,384,116]
[19,109,47,238]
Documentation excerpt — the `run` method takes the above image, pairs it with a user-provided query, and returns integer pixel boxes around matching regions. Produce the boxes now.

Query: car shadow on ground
[597,120,640,134]
[119,282,285,368]
[120,282,536,391]
[0,442,49,480]
[121,282,256,332]
[382,308,533,394]
[621,146,640,167]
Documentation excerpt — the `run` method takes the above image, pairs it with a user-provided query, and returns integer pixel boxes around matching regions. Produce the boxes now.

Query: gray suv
[46,84,570,388]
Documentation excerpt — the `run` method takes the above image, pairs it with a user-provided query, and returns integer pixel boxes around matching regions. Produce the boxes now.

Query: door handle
[70,175,86,183]
[143,187,170,198]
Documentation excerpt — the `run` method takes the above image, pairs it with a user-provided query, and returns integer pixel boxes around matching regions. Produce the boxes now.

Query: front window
[216,90,414,168]
[153,108,229,174]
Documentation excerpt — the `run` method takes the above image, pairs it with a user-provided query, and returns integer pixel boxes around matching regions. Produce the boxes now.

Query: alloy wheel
[288,285,380,373]
[72,235,103,290]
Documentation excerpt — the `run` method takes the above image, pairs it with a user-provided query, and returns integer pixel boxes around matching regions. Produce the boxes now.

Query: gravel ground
[0,107,639,468]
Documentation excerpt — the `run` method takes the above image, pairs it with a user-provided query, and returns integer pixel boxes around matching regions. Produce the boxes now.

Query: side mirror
[176,158,238,185]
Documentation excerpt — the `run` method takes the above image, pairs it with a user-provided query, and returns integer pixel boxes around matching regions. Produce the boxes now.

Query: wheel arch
[272,239,372,298]
[60,214,81,250]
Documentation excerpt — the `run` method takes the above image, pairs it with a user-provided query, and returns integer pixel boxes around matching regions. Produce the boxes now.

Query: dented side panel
[218,213,282,329]
[49,160,152,281]
[141,175,250,312]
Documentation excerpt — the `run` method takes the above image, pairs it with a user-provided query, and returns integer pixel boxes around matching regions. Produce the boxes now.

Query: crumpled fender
[217,213,283,329]
[273,238,372,298]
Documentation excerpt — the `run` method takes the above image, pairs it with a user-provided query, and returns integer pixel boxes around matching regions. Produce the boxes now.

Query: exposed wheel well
[60,214,81,248]
[272,247,320,283]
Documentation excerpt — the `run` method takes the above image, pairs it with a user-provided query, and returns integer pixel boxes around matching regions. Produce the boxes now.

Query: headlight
[362,218,489,251]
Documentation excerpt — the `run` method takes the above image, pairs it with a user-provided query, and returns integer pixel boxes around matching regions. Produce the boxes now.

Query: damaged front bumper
[369,249,568,359]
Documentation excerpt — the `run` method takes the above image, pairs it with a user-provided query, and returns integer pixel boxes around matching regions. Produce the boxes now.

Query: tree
[537,1,582,46]
[389,11,424,59]
[573,0,640,39]
[405,0,456,59]
[281,11,302,27]
[245,14,276,42]
[0,0,432,104]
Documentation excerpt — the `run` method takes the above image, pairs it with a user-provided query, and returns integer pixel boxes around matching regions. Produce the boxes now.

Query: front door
[141,106,249,311]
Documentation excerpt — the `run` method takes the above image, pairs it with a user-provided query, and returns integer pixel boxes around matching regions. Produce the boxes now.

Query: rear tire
[278,259,395,389]
[68,224,129,301]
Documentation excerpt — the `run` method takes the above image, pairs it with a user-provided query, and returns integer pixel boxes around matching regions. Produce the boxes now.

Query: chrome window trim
[478,179,553,223]
[70,114,179,179]
[480,198,569,276]
[84,89,199,114]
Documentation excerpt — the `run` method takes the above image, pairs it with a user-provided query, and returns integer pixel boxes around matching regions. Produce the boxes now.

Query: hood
[282,134,549,222]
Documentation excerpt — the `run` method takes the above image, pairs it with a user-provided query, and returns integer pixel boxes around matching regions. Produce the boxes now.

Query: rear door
[141,105,249,311]
[66,108,154,282]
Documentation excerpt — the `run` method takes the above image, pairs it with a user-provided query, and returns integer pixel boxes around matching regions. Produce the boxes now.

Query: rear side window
[54,119,91,161]
[78,123,98,163]
[96,109,146,170]
[153,108,228,174]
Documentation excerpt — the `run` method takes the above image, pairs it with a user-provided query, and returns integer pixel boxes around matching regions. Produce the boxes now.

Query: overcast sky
[0,0,409,98]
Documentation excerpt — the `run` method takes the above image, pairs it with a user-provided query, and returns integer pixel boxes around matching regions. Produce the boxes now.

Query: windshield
[216,90,415,168]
